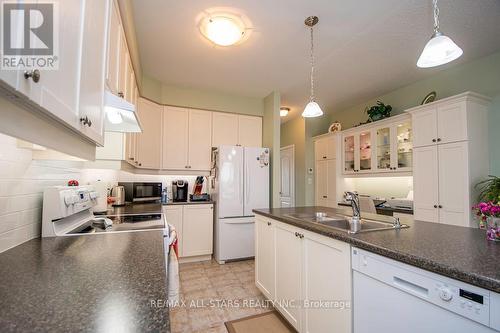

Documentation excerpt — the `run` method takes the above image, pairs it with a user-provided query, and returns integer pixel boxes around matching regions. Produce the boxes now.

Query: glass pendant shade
[302,101,323,118]
[417,32,463,68]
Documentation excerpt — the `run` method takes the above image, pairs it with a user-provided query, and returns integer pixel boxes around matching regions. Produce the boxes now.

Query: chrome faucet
[345,192,361,218]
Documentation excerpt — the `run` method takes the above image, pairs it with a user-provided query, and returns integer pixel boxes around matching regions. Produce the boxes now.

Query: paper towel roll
[91,180,108,213]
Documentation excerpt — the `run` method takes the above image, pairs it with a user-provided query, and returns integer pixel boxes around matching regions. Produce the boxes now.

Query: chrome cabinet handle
[24,69,40,83]
[432,139,437,143]
[434,205,438,208]
[295,232,299,237]
[267,222,271,226]
[79,116,92,127]
[437,138,442,142]
[438,205,443,209]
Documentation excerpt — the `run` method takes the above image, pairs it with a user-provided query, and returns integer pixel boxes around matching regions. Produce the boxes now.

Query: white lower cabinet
[275,222,302,331]
[302,231,351,333]
[164,206,184,257]
[255,215,352,333]
[255,216,275,300]
[163,204,214,259]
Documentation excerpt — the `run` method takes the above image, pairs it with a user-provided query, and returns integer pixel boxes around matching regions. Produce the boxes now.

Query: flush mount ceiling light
[199,12,249,46]
[417,0,463,68]
[302,16,323,118]
[280,107,290,117]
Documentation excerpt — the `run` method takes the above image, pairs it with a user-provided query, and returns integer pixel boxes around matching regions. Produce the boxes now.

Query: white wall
[0,134,84,253]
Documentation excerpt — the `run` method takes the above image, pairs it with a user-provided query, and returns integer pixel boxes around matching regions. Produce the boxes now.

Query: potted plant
[365,101,392,122]
[473,176,500,241]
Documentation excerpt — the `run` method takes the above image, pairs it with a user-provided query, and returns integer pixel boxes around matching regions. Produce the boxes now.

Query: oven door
[133,183,162,202]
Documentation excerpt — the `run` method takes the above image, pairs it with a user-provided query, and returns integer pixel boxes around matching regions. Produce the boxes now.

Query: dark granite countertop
[0,231,170,332]
[254,206,500,293]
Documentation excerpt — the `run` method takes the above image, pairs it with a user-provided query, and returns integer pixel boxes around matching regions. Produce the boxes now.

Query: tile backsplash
[0,133,209,253]
[0,134,84,253]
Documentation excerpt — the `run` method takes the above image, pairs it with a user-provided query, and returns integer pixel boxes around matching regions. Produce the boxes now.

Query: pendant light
[417,0,463,68]
[302,16,323,118]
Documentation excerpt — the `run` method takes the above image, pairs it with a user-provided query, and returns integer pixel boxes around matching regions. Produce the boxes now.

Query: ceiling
[131,0,500,121]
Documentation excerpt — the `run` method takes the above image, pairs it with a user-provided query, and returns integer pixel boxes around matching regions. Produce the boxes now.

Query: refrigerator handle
[240,156,244,206]
[245,161,250,205]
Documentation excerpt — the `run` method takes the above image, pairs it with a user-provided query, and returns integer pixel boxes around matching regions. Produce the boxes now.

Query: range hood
[104,91,142,133]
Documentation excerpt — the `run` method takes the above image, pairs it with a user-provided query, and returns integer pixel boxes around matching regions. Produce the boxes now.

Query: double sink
[283,212,408,234]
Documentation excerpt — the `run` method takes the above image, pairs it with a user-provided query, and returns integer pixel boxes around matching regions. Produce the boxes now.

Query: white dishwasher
[351,247,500,333]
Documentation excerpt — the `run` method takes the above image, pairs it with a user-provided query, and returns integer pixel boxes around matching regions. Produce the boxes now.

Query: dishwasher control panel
[352,248,497,330]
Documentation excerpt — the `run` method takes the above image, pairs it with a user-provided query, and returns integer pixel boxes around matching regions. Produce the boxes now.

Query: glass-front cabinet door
[343,135,355,173]
[375,127,392,171]
[393,121,413,171]
[358,131,372,173]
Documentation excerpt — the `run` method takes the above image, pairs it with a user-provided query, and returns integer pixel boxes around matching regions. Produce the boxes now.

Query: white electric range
[41,186,168,237]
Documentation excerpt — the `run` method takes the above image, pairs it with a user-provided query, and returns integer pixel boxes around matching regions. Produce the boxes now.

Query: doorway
[280,145,295,207]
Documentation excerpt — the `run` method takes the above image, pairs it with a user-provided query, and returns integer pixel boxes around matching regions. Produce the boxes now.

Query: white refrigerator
[212,146,270,263]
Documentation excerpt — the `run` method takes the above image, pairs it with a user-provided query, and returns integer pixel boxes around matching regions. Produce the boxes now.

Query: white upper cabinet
[161,107,212,171]
[162,106,189,170]
[412,107,438,148]
[212,112,239,146]
[238,115,262,147]
[135,98,162,169]
[25,0,85,129]
[117,32,128,98]
[105,0,121,95]
[315,135,336,161]
[437,102,467,144]
[212,112,262,147]
[0,0,111,148]
[409,92,491,227]
[340,114,411,175]
[188,109,213,170]
[411,100,468,148]
[78,0,110,145]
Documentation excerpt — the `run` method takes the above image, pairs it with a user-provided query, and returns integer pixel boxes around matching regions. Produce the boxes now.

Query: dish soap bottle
[161,188,168,204]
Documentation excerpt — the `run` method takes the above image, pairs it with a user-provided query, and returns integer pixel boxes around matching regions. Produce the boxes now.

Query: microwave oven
[118,182,162,203]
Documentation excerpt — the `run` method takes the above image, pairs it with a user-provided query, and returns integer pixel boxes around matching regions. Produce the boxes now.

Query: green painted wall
[327,51,500,174]
[263,91,281,208]
[280,117,306,206]
[281,51,500,207]
[141,75,264,116]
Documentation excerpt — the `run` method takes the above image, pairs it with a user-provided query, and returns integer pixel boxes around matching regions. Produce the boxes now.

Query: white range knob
[64,195,74,206]
[438,287,453,302]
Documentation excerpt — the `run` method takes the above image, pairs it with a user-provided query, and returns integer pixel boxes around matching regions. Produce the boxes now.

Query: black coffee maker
[172,180,188,202]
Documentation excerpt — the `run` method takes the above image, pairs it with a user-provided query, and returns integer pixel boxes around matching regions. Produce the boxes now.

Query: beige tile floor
[169,259,271,333]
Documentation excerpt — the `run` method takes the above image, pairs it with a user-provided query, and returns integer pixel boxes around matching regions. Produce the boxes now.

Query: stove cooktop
[67,213,165,235]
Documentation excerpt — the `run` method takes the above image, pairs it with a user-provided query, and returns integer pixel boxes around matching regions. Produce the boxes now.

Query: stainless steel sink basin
[283,212,408,234]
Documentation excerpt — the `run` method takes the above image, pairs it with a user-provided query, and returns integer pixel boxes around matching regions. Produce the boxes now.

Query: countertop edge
[253,209,500,293]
